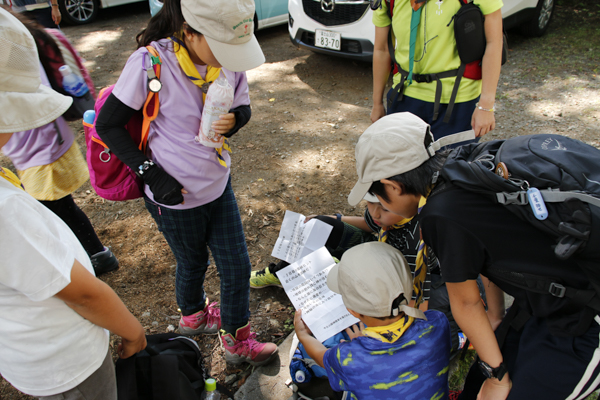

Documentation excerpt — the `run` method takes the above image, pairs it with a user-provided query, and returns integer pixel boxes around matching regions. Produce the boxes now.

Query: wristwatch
[335,213,343,221]
[137,160,155,177]
[478,360,508,381]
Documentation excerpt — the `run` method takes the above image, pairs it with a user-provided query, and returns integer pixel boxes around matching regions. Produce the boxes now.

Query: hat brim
[326,263,342,294]
[363,192,379,203]
[204,34,265,72]
[0,84,72,134]
[348,181,371,207]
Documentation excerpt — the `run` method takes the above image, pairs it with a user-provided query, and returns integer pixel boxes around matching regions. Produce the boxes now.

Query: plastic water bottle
[295,370,306,383]
[59,65,89,97]
[197,71,234,148]
[201,378,219,400]
[83,110,95,127]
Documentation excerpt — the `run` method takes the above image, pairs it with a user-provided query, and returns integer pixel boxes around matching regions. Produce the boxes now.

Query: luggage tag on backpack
[527,187,548,220]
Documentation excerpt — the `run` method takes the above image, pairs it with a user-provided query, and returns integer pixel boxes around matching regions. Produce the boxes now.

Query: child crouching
[294,242,451,399]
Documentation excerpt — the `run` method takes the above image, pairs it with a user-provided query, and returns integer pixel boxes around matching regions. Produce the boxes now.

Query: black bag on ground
[439,134,600,310]
[116,333,210,400]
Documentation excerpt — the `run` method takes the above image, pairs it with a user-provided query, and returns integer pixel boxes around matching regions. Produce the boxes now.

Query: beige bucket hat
[0,8,72,134]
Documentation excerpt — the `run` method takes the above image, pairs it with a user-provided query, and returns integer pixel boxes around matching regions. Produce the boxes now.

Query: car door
[256,0,288,29]
[501,0,538,17]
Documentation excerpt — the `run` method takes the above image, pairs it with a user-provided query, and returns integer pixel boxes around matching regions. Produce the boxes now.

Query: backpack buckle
[549,282,566,298]
[496,191,528,205]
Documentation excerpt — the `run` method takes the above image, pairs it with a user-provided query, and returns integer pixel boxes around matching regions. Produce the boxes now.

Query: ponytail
[136,0,199,48]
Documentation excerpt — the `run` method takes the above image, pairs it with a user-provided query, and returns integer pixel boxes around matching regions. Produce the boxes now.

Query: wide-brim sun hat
[0,8,72,134]
[181,0,266,72]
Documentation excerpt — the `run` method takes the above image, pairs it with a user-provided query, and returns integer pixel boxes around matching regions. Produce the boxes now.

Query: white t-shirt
[0,178,108,397]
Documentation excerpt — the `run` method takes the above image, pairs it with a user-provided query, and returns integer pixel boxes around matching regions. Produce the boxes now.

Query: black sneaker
[91,246,119,276]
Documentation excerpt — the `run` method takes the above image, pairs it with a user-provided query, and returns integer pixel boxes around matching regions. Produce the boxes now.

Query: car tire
[519,0,554,37]
[58,0,99,25]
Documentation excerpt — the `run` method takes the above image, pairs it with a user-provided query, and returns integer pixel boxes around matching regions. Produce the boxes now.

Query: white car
[60,0,288,27]
[288,0,555,61]
[149,0,288,29]
[57,0,144,25]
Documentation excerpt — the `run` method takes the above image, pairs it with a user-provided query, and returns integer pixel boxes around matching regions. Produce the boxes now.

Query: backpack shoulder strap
[140,45,162,153]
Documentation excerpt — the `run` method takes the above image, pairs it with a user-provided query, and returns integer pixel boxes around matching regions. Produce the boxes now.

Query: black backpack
[438,134,600,311]
[116,333,232,400]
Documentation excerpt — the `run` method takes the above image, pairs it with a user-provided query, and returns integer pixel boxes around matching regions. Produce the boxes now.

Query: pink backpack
[83,46,160,201]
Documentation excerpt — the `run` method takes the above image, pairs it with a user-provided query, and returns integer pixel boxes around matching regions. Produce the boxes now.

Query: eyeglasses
[369,0,382,10]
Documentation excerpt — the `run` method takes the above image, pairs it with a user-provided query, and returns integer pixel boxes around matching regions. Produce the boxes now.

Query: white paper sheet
[271,211,333,264]
[276,247,360,342]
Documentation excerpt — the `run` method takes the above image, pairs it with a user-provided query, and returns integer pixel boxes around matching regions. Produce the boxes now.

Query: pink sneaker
[178,300,221,335]
[220,324,278,366]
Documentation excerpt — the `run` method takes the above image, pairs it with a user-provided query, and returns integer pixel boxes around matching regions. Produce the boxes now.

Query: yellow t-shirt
[373,0,503,103]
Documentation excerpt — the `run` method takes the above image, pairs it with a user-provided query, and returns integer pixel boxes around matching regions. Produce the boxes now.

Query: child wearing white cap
[348,112,600,399]
[0,8,146,399]
[95,0,277,366]
[294,242,451,399]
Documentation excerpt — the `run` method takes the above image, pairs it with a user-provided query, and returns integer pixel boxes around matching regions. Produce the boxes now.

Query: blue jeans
[387,91,480,145]
[145,178,250,333]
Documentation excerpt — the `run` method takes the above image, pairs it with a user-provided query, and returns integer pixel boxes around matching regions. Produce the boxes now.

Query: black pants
[24,8,58,29]
[459,312,600,400]
[40,195,104,256]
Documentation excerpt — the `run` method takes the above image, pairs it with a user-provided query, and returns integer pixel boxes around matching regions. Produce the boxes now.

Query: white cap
[348,112,475,206]
[0,8,72,133]
[327,242,426,320]
[181,0,265,72]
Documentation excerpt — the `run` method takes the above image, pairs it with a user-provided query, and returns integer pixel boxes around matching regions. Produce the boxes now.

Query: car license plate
[315,30,341,51]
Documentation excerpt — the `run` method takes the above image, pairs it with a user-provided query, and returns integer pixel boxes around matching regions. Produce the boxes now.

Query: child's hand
[117,327,147,359]
[294,309,312,338]
[304,215,317,223]
[211,113,236,136]
[345,322,365,341]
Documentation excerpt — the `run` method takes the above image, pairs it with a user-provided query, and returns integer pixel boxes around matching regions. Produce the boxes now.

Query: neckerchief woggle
[170,34,231,168]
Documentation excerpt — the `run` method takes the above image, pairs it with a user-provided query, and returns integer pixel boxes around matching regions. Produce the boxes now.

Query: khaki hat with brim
[181,0,265,72]
[348,112,475,206]
[327,242,427,320]
[0,8,72,134]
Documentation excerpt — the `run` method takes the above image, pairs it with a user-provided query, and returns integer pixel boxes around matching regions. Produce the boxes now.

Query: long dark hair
[1,6,64,92]
[136,0,200,48]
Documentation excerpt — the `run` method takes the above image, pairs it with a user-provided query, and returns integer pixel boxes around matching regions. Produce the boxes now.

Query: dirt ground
[1,1,599,398]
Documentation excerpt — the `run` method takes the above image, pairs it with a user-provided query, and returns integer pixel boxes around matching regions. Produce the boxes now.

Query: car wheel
[58,0,99,25]
[519,0,555,37]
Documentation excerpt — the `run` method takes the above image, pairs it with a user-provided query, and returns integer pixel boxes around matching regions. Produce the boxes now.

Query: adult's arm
[50,1,61,25]
[471,9,503,137]
[55,259,147,358]
[95,93,185,205]
[371,25,392,123]
[446,280,511,399]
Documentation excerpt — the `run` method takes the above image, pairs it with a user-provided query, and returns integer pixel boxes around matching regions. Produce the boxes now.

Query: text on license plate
[315,30,341,51]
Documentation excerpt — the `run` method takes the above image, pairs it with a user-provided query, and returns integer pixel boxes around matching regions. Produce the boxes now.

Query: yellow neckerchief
[363,314,415,344]
[170,34,231,168]
[377,196,428,307]
[414,195,429,307]
[0,167,24,190]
